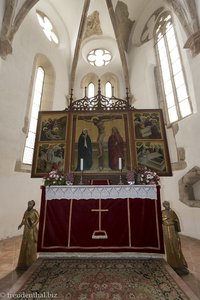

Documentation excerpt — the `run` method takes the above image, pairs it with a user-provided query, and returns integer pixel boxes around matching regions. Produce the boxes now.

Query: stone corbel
[172,147,187,171]
[0,0,39,60]
[0,37,13,60]
[184,30,200,56]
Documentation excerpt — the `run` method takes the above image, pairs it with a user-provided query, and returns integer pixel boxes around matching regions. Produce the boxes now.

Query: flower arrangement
[136,166,160,185]
[44,170,65,186]
[44,170,74,186]
[126,167,160,185]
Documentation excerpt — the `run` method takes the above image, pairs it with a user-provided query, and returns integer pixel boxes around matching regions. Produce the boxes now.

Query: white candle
[80,158,84,171]
[119,157,122,170]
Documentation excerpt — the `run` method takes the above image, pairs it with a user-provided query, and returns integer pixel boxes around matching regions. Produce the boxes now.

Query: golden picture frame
[31,109,172,178]
[132,109,172,176]
[31,111,68,177]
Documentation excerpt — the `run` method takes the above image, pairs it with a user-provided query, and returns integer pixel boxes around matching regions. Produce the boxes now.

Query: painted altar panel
[31,111,69,177]
[70,111,132,174]
[31,109,172,178]
[132,109,172,176]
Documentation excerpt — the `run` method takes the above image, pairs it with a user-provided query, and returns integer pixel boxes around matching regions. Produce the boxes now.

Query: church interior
[0,0,200,298]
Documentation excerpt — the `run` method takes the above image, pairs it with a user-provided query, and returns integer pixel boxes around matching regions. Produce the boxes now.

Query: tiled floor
[0,234,200,298]
[179,235,200,298]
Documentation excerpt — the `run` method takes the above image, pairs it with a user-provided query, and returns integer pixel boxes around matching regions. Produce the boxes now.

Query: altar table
[37,185,164,253]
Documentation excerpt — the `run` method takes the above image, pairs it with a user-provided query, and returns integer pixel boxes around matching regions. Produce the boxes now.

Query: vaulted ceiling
[36,0,149,93]
[0,0,156,95]
[0,0,199,96]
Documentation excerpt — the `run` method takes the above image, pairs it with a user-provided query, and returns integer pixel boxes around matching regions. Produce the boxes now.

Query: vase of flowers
[126,170,136,185]
[43,170,65,186]
[44,170,75,186]
[136,167,160,185]
[65,172,74,185]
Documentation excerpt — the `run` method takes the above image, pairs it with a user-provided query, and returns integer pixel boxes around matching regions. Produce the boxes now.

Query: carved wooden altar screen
[31,82,172,181]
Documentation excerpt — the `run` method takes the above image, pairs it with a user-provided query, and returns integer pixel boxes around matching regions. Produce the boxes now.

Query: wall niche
[179,166,200,207]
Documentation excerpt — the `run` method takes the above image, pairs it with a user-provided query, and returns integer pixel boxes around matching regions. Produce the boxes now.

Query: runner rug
[7,258,196,300]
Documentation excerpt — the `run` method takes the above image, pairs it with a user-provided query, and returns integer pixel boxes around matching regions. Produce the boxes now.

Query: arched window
[154,12,192,124]
[100,73,119,98]
[22,67,45,164]
[87,82,95,98]
[15,54,55,172]
[105,81,112,98]
[81,73,120,102]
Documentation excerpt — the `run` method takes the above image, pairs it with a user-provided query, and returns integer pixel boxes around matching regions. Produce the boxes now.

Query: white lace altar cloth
[45,185,157,200]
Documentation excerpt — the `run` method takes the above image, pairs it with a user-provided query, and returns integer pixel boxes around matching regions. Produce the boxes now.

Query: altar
[37,185,164,254]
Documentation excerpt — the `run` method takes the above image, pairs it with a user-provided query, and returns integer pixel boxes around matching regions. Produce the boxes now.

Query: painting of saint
[36,143,65,173]
[40,115,67,141]
[108,127,124,170]
[134,112,162,139]
[136,141,167,173]
[72,113,129,173]
[76,129,93,171]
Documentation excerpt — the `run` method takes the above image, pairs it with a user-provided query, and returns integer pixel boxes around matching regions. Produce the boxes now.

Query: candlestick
[80,158,84,171]
[118,169,123,185]
[79,170,83,185]
[118,157,122,170]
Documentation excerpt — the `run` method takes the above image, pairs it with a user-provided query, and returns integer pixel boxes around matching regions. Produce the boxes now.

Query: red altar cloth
[38,186,164,253]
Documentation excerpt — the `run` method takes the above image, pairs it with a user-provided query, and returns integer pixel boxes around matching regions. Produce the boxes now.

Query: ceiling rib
[105,0,130,93]
[69,0,91,92]
[69,0,131,98]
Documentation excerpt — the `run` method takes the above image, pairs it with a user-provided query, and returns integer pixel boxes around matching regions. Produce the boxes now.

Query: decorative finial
[112,86,114,97]
[98,79,101,95]
[69,88,73,107]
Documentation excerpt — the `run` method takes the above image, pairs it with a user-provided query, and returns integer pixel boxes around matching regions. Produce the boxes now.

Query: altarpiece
[31,81,172,182]
[32,81,171,254]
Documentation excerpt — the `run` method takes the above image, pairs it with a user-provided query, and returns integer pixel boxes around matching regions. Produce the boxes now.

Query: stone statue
[83,11,102,40]
[17,200,39,269]
[162,201,189,275]
[115,1,134,51]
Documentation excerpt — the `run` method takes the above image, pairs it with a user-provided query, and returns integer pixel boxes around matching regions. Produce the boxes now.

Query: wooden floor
[0,234,200,298]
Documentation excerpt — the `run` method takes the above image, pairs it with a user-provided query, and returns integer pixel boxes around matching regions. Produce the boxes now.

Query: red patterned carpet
[5,258,198,300]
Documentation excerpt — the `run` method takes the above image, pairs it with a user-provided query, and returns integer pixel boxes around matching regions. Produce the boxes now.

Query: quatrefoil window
[36,11,59,45]
[87,49,112,67]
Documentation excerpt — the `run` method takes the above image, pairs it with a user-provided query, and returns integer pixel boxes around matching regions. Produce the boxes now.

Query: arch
[154,10,192,124]
[81,73,99,96]
[16,53,55,170]
[100,72,119,97]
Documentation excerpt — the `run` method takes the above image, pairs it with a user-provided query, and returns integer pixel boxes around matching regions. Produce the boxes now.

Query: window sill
[14,160,31,173]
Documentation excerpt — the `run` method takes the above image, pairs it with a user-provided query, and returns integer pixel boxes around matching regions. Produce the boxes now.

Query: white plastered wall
[0,1,200,241]
[128,3,200,239]
[0,5,70,239]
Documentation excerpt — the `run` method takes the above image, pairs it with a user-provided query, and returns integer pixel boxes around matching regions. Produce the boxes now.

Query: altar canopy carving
[31,82,172,179]
[68,80,131,111]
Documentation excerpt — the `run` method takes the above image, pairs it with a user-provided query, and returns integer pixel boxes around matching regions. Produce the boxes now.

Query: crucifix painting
[71,112,130,173]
